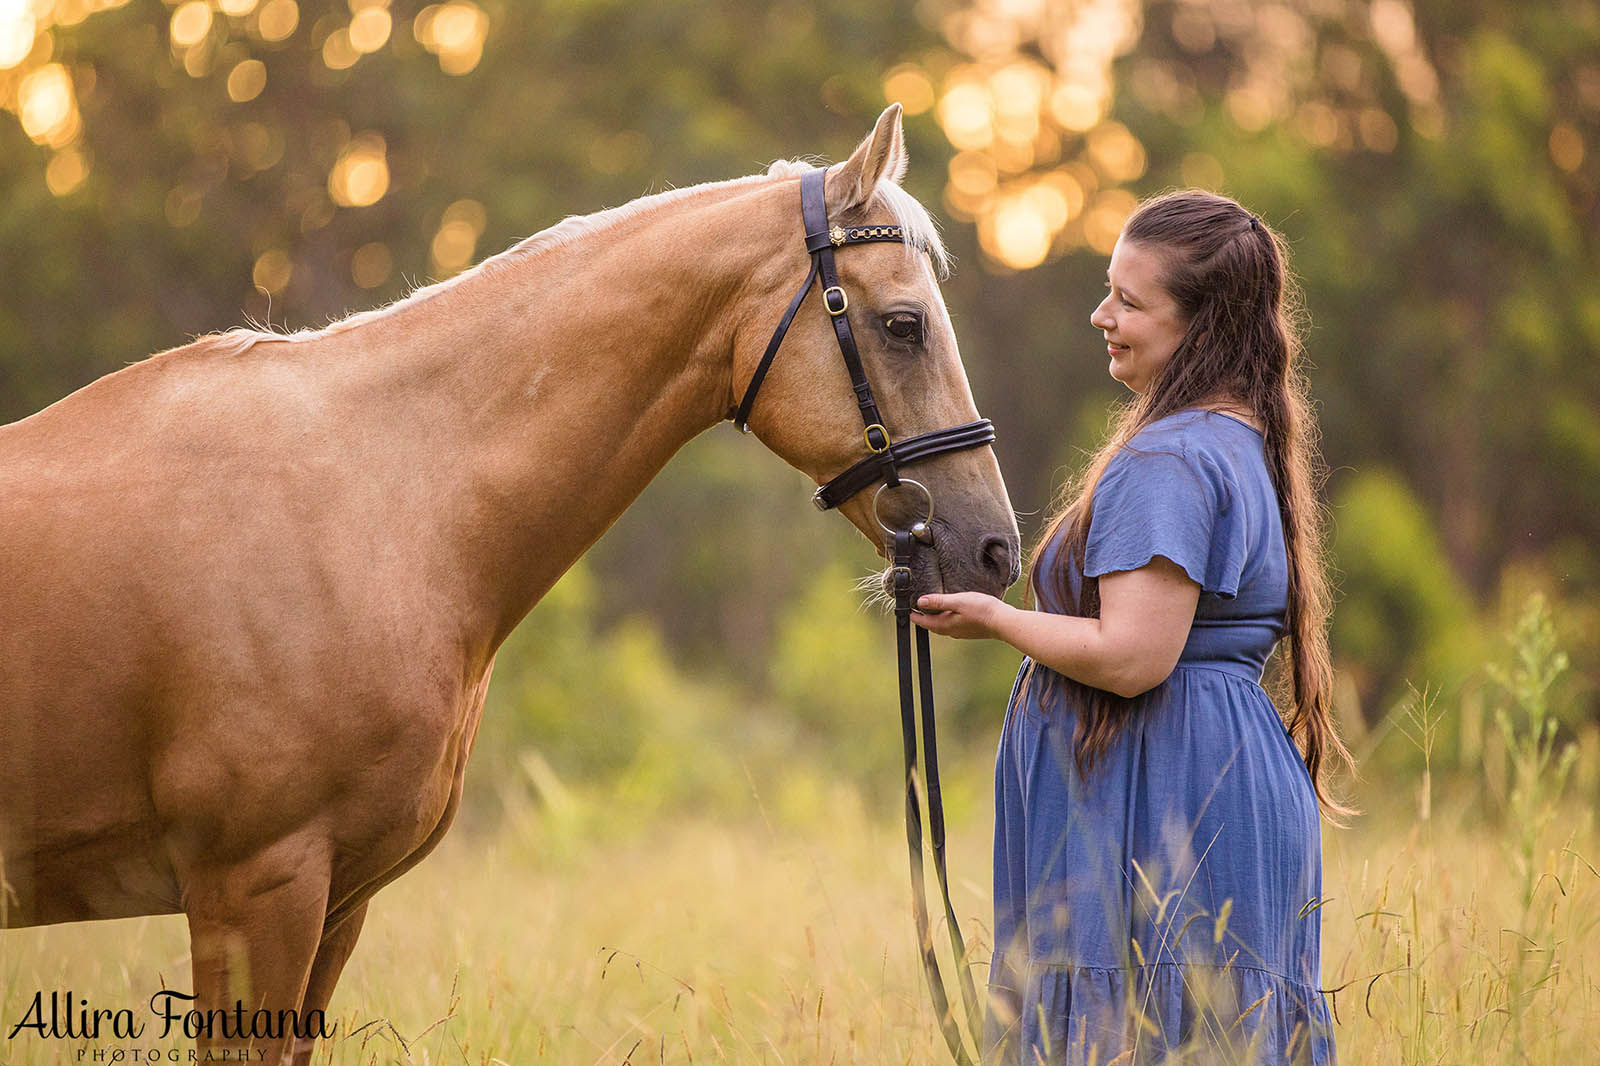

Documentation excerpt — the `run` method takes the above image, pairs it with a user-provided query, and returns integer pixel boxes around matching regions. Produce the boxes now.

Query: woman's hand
[912,591,1011,639]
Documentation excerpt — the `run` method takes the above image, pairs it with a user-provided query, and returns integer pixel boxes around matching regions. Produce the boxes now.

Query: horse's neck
[322,181,785,662]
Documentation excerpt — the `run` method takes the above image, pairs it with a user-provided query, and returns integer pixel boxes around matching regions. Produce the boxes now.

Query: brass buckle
[863,423,891,453]
[822,286,848,316]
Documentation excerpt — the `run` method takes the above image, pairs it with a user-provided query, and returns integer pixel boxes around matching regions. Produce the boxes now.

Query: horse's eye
[884,312,924,345]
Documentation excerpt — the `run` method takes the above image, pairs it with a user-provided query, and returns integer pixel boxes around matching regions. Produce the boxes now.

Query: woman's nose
[1090,297,1113,330]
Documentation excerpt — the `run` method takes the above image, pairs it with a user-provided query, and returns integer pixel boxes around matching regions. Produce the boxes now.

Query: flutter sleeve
[1082,441,1247,598]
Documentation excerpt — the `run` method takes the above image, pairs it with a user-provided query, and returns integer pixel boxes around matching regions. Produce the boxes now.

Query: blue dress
[986,409,1334,1065]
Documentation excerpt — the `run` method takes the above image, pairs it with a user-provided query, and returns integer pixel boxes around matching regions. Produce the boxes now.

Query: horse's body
[0,108,1016,1063]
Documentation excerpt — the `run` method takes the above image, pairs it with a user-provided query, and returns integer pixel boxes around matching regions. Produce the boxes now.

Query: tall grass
[2,597,1595,1064]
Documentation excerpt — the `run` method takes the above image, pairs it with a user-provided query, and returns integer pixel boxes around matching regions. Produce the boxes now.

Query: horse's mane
[191,160,949,357]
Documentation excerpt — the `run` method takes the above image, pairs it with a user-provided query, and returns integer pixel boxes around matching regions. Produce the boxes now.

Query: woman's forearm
[987,605,1139,695]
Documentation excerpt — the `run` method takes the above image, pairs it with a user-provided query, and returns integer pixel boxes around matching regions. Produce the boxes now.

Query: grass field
[3,761,1597,1065]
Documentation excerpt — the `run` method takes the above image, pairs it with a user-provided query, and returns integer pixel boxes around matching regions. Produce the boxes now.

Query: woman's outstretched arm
[913,555,1199,698]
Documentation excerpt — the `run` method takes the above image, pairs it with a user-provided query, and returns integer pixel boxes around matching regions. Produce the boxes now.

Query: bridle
[731,167,988,1065]
[732,168,996,520]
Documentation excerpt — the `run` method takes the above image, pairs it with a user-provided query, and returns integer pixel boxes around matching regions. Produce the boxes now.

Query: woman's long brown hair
[1029,189,1352,816]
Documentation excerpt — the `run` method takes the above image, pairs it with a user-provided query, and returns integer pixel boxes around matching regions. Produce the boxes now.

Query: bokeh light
[347,5,390,53]
[415,1,487,76]
[252,248,292,294]
[430,198,486,275]
[227,57,267,102]
[880,63,935,116]
[1082,188,1138,254]
[0,1,37,69]
[918,0,1466,269]
[169,1,212,48]
[922,0,1142,268]
[255,0,297,43]
[1549,123,1585,173]
[351,241,393,289]
[322,27,358,70]
[45,145,88,195]
[989,194,1052,270]
[328,132,389,207]
[19,62,78,146]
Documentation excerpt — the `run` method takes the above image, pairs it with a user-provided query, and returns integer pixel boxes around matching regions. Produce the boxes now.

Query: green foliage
[467,560,752,826]
[769,559,900,780]
[1488,595,1578,897]
[1330,469,1483,721]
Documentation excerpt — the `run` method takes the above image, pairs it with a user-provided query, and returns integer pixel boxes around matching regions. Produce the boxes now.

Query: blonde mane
[196,160,949,357]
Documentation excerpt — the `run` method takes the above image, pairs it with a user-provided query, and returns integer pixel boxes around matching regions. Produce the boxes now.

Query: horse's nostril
[979,535,1017,586]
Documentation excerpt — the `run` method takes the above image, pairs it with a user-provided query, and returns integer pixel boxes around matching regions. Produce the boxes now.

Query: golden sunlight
[255,0,298,43]
[429,198,485,275]
[938,77,995,151]
[227,57,267,102]
[328,133,389,207]
[1082,188,1137,254]
[0,0,35,70]
[881,64,935,116]
[322,27,358,70]
[988,195,1052,270]
[347,6,390,53]
[19,62,77,146]
[169,1,211,48]
[933,0,1142,269]
[45,144,89,195]
[252,248,292,294]
[416,1,487,76]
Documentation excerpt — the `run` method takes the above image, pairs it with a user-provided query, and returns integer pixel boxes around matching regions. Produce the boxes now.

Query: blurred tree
[912,0,1599,722]
[5,0,1596,765]
[0,0,949,416]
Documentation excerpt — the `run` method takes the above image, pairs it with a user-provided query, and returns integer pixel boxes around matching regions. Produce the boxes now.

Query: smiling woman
[914,188,1348,1065]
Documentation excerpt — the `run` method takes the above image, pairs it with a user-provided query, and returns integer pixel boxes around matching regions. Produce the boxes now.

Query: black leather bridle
[732,167,988,1065]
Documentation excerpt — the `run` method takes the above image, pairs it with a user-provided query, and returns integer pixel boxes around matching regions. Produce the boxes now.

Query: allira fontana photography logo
[5,989,334,1060]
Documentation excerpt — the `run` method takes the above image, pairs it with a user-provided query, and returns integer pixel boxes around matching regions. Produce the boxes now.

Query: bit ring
[873,478,934,536]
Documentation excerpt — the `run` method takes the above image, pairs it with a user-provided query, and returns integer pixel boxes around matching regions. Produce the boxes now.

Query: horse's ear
[825,103,907,215]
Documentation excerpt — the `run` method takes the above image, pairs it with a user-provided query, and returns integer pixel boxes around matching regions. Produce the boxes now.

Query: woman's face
[1089,237,1190,394]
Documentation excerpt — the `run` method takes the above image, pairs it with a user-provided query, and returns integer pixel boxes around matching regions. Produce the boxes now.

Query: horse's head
[734,105,1019,601]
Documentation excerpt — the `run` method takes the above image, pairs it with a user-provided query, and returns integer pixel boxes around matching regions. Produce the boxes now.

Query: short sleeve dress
[985,409,1335,1065]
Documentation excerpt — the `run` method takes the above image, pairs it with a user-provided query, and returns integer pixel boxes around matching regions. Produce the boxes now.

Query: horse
[0,104,1018,1064]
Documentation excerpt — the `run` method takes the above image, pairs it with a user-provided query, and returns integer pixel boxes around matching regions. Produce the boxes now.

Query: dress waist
[1169,659,1263,683]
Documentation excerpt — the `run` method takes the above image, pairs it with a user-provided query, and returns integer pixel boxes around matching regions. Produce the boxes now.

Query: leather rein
[732,167,988,1064]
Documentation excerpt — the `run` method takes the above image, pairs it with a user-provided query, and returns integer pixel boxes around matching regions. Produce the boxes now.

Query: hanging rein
[731,168,991,1065]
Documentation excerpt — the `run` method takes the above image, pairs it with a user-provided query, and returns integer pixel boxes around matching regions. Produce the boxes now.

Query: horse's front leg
[176,831,332,1065]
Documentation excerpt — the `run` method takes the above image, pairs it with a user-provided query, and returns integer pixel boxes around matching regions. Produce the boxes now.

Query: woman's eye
[885,312,924,344]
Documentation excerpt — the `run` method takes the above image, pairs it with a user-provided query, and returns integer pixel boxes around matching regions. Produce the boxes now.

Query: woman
[915,190,1347,1065]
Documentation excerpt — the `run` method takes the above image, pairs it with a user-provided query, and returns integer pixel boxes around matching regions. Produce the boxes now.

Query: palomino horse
[0,105,1018,1064]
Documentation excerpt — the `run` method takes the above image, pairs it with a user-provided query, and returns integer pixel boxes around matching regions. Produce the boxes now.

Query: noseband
[732,167,987,1065]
